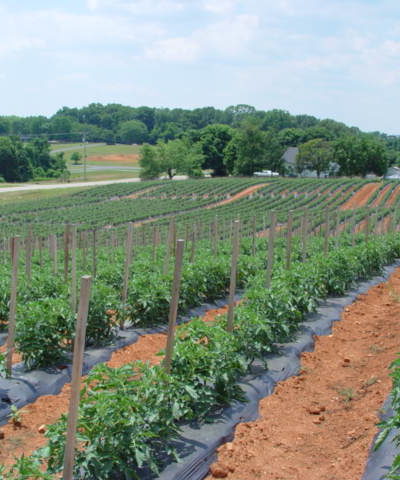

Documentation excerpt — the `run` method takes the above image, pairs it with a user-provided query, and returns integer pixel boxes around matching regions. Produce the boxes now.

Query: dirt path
[386,184,400,206]
[340,183,380,210]
[0,305,229,468]
[206,268,400,480]
[88,154,139,164]
[205,184,268,209]
[371,183,393,207]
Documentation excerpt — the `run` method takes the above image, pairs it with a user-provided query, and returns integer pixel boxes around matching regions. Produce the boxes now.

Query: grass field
[50,142,141,181]
[0,186,90,205]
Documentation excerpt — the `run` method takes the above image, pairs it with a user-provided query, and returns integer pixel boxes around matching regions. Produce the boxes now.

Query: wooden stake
[92,229,97,278]
[6,237,19,377]
[163,239,185,373]
[70,226,77,313]
[25,233,32,281]
[251,216,256,256]
[286,211,293,270]
[122,223,134,309]
[365,214,370,241]
[49,234,58,274]
[227,220,240,333]
[266,211,277,288]
[63,275,92,480]
[324,211,330,255]
[64,224,71,282]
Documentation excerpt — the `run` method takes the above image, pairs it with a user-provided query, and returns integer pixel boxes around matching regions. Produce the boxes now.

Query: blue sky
[1,0,400,134]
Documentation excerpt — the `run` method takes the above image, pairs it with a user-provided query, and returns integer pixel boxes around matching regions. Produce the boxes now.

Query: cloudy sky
[1,0,399,133]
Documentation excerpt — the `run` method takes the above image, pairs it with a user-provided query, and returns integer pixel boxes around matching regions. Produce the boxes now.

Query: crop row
[0,177,381,239]
[2,230,400,478]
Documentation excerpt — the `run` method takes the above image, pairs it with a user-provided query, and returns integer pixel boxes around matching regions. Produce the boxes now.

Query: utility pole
[82,132,87,181]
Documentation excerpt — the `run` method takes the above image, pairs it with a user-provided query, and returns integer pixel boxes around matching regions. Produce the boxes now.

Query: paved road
[69,165,141,173]
[0,176,187,194]
[51,143,106,153]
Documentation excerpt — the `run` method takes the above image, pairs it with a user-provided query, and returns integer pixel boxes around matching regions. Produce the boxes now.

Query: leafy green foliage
[16,298,75,369]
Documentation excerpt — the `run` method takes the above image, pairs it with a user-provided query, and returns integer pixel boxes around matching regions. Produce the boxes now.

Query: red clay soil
[340,183,380,210]
[205,184,268,209]
[372,184,393,207]
[87,154,139,164]
[386,184,400,207]
[206,267,400,480]
[0,305,229,468]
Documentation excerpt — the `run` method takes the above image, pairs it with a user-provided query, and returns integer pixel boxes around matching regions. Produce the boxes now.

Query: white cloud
[146,37,200,62]
[87,0,100,10]
[145,13,260,62]
[203,0,238,14]
[0,6,164,60]
[86,0,186,14]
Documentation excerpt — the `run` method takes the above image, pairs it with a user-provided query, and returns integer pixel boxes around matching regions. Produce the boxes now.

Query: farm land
[51,142,141,182]
[0,177,400,478]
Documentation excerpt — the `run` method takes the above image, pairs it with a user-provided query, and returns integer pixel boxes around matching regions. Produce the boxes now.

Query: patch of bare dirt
[0,305,230,468]
[386,184,400,207]
[205,184,268,209]
[206,268,400,480]
[88,154,139,164]
[372,184,393,207]
[340,183,380,210]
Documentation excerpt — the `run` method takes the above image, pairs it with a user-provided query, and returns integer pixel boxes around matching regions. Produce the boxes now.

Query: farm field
[0,177,399,479]
[50,142,141,182]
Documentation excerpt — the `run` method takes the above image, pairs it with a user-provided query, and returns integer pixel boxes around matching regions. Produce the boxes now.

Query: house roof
[282,147,298,165]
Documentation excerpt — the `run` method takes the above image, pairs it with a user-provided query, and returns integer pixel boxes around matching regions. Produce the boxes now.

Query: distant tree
[277,128,305,147]
[303,126,334,142]
[139,144,162,179]
[182,141,204,178]
[0,137,33,182]
[133,106,156,131]
[139,139,204,180]
[71,152,82,165]
[199,124,235,176]
[261,109,295,131]
[225,121,285,175]
[296,139,334,177]
[333,135,389,177]
[117,119,148,144]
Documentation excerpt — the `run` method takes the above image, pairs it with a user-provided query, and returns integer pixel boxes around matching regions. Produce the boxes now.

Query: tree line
[0,137,68,182]
[0,103,398,181]
[139,120,391,179]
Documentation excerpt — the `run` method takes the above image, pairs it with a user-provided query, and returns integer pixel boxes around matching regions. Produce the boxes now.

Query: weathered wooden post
[121,223,134,327]
[5,237,19,377]
[227,220,240,333]
[64,224,71,282]
[286,210,293,270]
[163,240,185,373]
[266,211,277,288]
[324,211,330,255]
[70,226,78,313]
[63,275,92,480]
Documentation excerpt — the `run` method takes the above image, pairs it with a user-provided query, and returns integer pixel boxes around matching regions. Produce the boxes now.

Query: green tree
[71,152,82,165]
[139,139,204,180]
[333,135,389,177]
[225,121,285,176]
[199,124,234,176]
[0,137,33,182]
[296,138,334,177]
[118,119,148,144]
[139,144,162,179]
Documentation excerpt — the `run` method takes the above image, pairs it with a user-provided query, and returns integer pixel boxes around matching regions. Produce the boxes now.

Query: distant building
[282,147,298,170]
[281,146,337,177]
[385,166,400,179]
